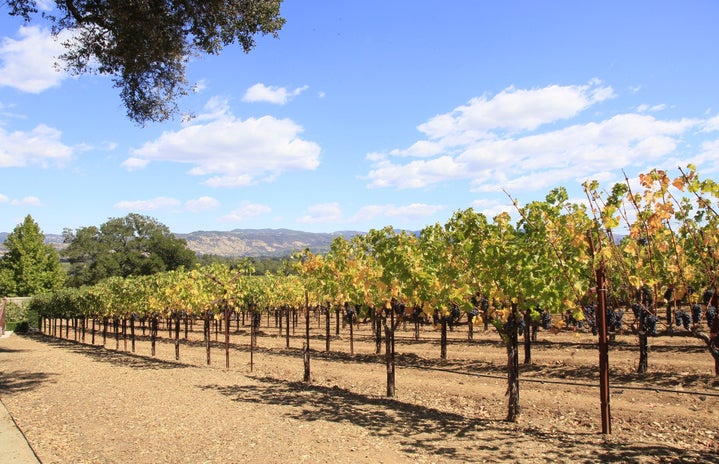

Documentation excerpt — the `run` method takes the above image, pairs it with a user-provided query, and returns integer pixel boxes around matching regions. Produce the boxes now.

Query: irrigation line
[413,365,719,398]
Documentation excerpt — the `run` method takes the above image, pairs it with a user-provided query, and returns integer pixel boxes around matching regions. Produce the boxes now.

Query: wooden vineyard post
[589,229,611,434]
[224,303,230,369]
[325,304,331,352]
[204,312,211,366]
[114,318,119,350]
[386,306,396,397]
[440,316,447,360]
[596,260,611,434]
[303,291,311,383]
[130,316,135,353]
[122,318,127,351]
[174,313,181,361]
[335,307,340,336]
[285,306,290,349]
[250,314,255,372]
[349,313,355,356]
[150,316,157,356]
[506,303,520,422]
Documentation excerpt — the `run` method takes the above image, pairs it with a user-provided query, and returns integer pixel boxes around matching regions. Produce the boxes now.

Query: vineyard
[3,165,719,461]
[1,316,717,463]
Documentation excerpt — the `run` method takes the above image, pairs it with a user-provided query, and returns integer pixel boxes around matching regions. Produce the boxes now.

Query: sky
[1,1,719,236]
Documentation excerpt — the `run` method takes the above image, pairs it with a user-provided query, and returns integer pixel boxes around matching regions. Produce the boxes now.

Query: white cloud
[205,174,255,188]
[292,201,446,227]
[297,202,344,224]
[184,196,220,212]
[242,83,309,105]
[128,97,320,186]
[390,140,445,158]
[0,193,8,203]
[0,124,74,167]
[36,0,55,9]
[366,81,702,195]
[349,203,445,223]
[367,155,466,189]
[0,100,22,120]
[114,197,181,211]
[9,196,41,206]
[192,79,208,93]
[114,196,222,214]
[704,115,719,132]
[637,103,667,113]
[693,139,719,175]
[120,157,150,171]
[221,202,271,222]
[416,80,614,141]
[471,198,513,218]
[0,26,70,92]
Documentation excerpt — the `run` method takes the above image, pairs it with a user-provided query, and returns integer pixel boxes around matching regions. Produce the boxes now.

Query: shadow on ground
[0,370,57,394]
[27,333,191,371]
[200,375,712,463]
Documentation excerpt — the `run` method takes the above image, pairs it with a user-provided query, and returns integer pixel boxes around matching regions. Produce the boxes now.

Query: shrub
[14,321,30,334]
[5,301,25,321]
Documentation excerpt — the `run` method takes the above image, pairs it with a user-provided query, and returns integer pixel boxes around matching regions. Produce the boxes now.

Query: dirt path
[1,323,718,463]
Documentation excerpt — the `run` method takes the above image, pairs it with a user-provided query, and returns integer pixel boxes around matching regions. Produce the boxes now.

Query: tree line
[0,212,287,297]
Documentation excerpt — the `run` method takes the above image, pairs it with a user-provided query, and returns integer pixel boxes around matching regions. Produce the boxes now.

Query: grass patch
[5,321,30,333]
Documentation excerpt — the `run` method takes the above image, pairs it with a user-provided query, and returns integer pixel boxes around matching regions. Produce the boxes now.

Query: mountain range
[0,229,362,257]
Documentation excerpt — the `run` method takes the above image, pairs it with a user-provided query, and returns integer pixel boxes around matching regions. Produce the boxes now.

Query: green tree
[62,213,196,286]
[6,0,285,125]
[0,215,66,296]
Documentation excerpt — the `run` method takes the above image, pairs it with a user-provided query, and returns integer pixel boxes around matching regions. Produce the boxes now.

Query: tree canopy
[5,0,285,125]
[0,215,66,296]
[62,213,196,286]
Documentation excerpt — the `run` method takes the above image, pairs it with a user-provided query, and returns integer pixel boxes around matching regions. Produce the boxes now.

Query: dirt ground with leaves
[1,318,718,464]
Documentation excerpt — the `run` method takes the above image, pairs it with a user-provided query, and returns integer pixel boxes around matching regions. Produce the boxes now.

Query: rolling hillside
[0,229,362,257]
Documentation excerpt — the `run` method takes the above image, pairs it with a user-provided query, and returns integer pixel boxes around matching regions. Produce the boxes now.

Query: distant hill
[0,229,363,258]
[0,228,628,258]
[176,228,363,257]
[0,232,66,254]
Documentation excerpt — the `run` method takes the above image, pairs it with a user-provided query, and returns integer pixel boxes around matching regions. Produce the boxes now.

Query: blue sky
[1,1,719,236]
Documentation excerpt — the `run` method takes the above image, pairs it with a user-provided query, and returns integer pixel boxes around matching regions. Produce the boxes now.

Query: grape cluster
[691,304,702,325]
[707,305,717,328]
[642,313,658,336]
[480,297,489,312]
[631,303,641,319]
[540,311,552,329]
[703,289,715,305]
[607,307,624,332]
[345,304,356,323]
[516,316,526,334]
[675,309,691,330]
[582,304,597,335]
[633,303,657,336]
[502,313,522,335]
